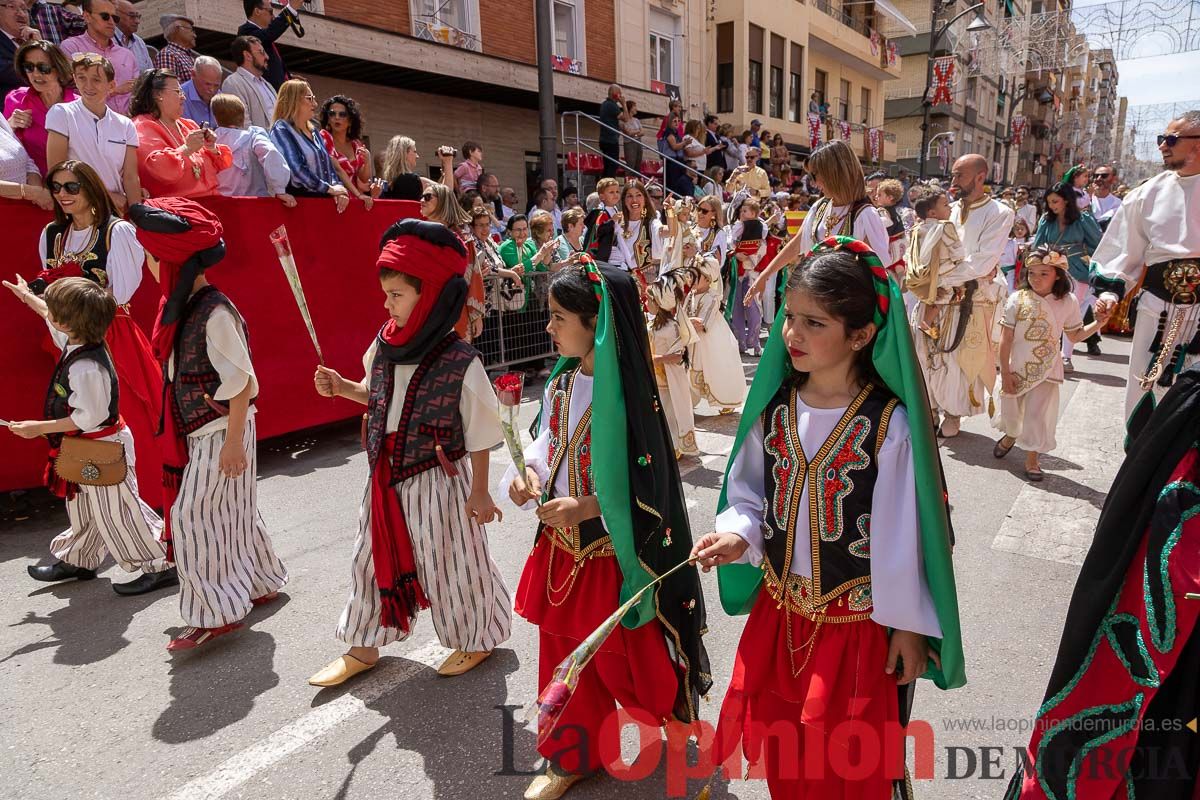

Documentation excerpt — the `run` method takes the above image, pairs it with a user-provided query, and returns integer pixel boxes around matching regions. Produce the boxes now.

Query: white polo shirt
[44,99,139,193]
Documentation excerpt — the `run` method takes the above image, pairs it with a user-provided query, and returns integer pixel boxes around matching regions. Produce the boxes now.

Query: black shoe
[112,567,179,596]
[28,561,97,582]
[1087,341,1102,356]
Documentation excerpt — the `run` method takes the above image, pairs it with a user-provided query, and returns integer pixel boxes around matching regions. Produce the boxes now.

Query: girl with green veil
[692,237,966,798]
[503,260,710,800]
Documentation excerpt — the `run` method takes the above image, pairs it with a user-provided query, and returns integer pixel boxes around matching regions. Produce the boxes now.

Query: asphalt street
[0,336,1134,800]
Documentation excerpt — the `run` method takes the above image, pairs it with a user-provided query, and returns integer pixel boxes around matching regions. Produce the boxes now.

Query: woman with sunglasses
[4,41,76,175]
[420,182,486,342]
[269,79,365,213]
[317,94,378,197]
[129,69,232,199]
[23,159,167,510]
[692,193,729,267]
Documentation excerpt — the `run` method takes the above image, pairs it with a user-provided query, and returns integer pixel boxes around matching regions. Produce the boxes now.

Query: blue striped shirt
[269,120,340,195]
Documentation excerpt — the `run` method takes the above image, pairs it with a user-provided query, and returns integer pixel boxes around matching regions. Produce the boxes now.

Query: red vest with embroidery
[760,381,899,609]
[543,369,607,554]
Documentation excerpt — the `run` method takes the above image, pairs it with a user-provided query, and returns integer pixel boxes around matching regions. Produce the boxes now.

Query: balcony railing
[412,14,482,52]
[813,0,875,39]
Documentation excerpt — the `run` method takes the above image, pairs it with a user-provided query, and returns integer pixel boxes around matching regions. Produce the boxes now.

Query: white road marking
[161,641,453,800]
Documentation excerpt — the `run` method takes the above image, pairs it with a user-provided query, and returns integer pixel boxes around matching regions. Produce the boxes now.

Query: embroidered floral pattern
[848,583,873,611]
[1010,290,1054,394]
[765,402,802,532]
[814,417,872,542]
[849,514,871,559]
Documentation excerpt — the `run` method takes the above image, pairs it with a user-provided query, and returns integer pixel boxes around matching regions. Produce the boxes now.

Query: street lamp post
[917,1,990,179]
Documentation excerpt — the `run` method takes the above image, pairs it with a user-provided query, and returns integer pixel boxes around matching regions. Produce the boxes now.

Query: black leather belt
[1145,260,1200,304]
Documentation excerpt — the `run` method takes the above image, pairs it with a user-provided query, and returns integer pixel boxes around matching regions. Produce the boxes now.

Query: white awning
[874,0,918,35]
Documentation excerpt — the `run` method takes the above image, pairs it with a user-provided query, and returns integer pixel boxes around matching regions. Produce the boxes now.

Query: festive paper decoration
[807,113,823,149]
[838,119,852,141]
[867,128,882,162]
[870,29,881,55]
[1010,114,1027,146]
[937,136,952,173]
[887,41,898,66]
[932,57,955,105]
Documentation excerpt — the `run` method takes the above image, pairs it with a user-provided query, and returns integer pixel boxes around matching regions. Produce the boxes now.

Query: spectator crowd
[1,0,1131,371]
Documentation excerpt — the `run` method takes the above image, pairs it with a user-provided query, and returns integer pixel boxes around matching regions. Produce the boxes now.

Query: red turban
[375,219,468,349]
[127,198,225,360]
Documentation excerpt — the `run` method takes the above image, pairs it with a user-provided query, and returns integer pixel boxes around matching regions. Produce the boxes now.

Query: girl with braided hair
[693,237,965,798]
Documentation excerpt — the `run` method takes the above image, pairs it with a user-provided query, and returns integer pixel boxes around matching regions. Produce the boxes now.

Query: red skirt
[105,311,165,510]
[714,588,902,799]
[515,531,680,773]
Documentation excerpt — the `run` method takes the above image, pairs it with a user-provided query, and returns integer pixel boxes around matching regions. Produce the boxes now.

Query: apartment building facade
[708,0,907,167]
[138,0,707,205]
[880,0,1011,181]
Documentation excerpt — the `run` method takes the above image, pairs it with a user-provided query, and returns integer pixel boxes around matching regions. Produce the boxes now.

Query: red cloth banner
[932,57,955,106]
[0,196,421,492]
[887,41,898,66]
[807,113,823,149]
[838,120,852,141]
[1011,114,1027,146]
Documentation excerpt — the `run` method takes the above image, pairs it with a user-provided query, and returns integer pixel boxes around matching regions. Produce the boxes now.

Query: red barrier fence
[0,196,421,492]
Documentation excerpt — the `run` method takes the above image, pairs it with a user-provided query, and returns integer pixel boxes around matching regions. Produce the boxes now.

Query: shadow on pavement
[4,578,166,666]
[151,594,291,744]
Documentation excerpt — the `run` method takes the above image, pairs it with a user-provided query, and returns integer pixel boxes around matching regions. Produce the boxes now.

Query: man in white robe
[916,154,1013,437]
[1093,112,1200,429]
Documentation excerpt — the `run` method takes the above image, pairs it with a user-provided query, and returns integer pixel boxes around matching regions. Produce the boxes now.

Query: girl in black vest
[693,239,965,798]
[505,262,710,800]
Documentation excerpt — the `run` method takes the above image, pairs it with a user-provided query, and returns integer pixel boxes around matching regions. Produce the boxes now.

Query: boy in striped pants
[129,198,288,652]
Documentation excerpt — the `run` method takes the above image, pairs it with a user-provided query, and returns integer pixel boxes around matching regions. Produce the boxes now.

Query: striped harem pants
[172,417,288,628]
[51,429,170,573]
[336,462,513,651]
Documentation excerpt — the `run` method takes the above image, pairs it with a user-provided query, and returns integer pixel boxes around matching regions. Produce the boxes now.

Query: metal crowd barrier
[474,271,557,369]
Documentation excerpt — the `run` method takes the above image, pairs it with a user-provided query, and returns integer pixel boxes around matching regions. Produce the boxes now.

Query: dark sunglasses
[420,193,435,201]
[95,11,120,22]
[1158,134,1200,147]
[327,109,349,118]
[21,62,54,75]
[50,181,82,195]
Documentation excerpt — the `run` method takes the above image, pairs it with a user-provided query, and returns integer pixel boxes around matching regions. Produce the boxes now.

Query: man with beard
[1093,112,1200,432]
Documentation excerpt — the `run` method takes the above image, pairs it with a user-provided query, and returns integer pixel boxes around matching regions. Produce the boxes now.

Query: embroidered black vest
[584,207,616,262]
[34,218,119,294]
[542,369,609,557]
[882,205,905,238]
[44,343,119,445]
[760,381,898,611]
[365,333,477,484]
[170,286,256,435]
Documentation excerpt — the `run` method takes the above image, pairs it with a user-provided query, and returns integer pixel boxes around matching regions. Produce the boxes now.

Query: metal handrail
[559,111,710,201]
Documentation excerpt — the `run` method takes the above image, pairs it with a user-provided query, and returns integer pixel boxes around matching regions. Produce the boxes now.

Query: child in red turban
[308,219,511,687]
[129,198,288,652]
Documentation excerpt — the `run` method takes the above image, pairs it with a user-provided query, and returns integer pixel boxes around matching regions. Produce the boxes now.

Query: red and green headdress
[716,235,966,690]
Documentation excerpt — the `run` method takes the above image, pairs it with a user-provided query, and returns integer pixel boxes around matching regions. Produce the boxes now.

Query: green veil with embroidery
[715,236,966,690]
[534,259,713,714]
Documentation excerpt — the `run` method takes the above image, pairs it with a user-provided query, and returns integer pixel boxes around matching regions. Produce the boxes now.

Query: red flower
[493,372,525,408]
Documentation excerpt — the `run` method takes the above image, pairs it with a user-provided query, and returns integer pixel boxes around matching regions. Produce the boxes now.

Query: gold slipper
[308,654,376,687]
[524,765,589,800]
[436,649,492,677]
